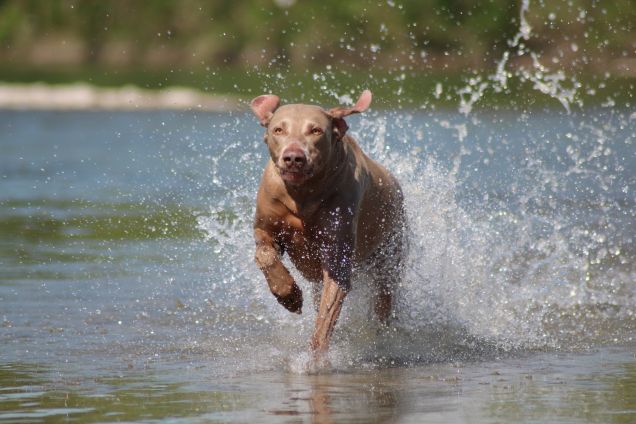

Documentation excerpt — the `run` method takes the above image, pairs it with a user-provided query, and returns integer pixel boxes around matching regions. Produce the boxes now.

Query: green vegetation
[0,0,634,107]
[1,0,634,70]
[0,199,205,243]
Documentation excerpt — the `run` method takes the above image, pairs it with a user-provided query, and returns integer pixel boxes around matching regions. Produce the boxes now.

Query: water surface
[1,109,635,422]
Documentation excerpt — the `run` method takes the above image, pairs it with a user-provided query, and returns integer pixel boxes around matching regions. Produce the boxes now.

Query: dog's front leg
[309,271,348,356]
[254,228,303,313]
[309,230,353,356]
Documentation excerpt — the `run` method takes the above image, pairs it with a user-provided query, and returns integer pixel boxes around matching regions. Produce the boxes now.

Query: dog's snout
[281,148,307,168]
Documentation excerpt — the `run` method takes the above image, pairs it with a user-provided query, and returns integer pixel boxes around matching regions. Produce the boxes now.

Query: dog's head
[250,90,372,185]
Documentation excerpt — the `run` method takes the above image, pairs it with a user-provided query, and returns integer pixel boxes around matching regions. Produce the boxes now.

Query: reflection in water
[309,383,333,424]
[0,363,248,422]
[305,375,399,424]
[268,373,402,423]
[1,348,635,422]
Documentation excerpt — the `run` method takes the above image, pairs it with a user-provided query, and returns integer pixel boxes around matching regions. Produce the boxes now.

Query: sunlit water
[1,107,634,422]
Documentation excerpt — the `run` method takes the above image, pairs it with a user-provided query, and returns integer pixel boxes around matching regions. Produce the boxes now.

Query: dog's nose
[281,148,307,168]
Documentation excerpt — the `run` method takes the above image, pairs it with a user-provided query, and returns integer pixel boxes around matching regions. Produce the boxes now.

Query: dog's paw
[276,283,303,314]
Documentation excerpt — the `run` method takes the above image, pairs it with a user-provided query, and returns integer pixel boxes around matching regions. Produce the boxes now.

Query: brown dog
[250,90,405,357]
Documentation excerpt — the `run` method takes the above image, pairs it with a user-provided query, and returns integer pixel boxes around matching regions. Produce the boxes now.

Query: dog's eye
[311,127,323,136]
[272,127,284,135]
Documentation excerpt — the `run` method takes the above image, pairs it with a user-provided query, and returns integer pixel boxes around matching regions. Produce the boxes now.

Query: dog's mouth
[278,167,314,184]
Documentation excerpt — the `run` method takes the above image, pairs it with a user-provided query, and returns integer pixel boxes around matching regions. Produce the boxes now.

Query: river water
[1,108,635,422]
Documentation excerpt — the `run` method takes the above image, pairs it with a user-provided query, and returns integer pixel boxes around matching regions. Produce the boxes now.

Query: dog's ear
[328,90,372,119]
[250,94,280,127]
[331,118,349,141]
[328,90,372,140]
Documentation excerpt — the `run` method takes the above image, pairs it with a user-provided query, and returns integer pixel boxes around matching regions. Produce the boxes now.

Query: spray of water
[460,0,578,115]
[194,0,635,372]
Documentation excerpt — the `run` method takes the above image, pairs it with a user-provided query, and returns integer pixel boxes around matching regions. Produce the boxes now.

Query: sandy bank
[0,83,240,111]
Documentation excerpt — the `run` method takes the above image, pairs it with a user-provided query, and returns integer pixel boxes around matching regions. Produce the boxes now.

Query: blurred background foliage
[0,0,634,106]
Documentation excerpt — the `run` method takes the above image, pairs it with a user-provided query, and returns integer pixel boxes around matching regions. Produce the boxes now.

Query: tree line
[0,0,633,75]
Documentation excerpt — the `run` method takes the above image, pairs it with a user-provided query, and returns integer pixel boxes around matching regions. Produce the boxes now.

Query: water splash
[193,0,635,370]
[193,104,634,373]
[458,0,579,115]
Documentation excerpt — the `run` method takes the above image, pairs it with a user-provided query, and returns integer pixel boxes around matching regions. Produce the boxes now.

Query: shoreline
[0,82,240,111]
[1,79,634,112]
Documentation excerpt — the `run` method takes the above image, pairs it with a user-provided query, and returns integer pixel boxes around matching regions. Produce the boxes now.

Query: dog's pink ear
[328,90,372,119]
[328,90,371,140]
[250,94,280,126]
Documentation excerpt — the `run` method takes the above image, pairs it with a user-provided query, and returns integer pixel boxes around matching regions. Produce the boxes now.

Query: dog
[250,90,405,357]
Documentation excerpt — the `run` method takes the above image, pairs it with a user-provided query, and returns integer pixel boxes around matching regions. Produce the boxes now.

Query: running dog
[250,90,405,357]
